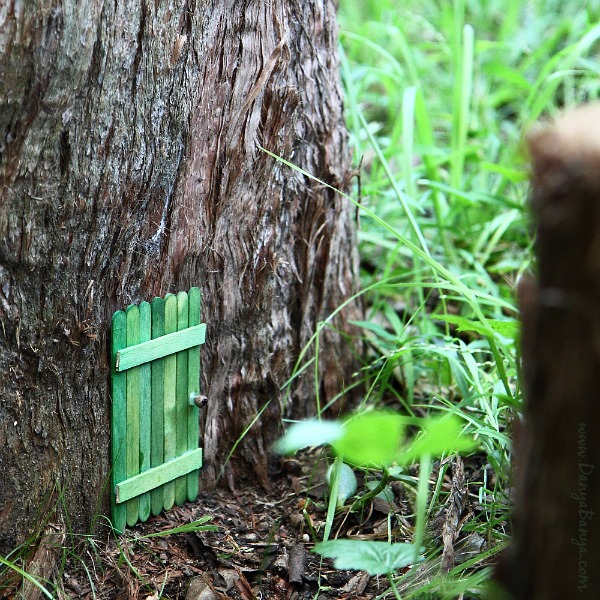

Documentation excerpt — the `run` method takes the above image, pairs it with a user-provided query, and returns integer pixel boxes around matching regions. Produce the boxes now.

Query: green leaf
[333,412,406,467]
[349,319,399,342]
[365,480,395,503]
[400,415,476,464]
[487,319,520,342]
[314,540,422,575]
[326,462,358,507]
[433,314,519,341]
[273,420,344,454]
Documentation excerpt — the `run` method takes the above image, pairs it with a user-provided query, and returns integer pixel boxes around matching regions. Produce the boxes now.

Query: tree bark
[0,0,360,550]
[507,104,600,598]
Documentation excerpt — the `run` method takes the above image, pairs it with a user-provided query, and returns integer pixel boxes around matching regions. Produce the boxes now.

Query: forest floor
[9,447,502,600]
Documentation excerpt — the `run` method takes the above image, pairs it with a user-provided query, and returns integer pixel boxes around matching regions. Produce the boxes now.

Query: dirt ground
[4,449,500,599]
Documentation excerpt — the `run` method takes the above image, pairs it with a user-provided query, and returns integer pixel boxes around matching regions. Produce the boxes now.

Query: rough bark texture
[507,104,600,598]
[0,0,360,550]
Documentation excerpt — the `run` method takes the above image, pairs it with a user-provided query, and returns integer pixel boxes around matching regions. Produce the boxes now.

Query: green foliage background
[337,0,600,476]
[321,0,600,595]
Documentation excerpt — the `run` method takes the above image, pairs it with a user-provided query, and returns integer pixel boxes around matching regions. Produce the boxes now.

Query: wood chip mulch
[5,451,502,599]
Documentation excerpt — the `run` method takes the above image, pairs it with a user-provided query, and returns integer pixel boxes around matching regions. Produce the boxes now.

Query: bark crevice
[0,0,361,550]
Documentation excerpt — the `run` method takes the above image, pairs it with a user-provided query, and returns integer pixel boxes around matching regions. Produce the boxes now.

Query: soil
[3,450,502,599]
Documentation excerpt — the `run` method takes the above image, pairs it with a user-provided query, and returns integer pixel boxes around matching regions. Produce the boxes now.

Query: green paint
[150,297,165,517]
[115,449,203,504]
[125,305,141,526]
[111,288,205,529]
[115,324,206,371]
[110,310,127,533]
[175,291,189,505]
[163,294,177,510]
[138,301,152,522]
[187,287,201,501]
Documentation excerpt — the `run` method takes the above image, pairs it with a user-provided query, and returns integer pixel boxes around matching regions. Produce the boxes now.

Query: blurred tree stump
[509,104,600,598]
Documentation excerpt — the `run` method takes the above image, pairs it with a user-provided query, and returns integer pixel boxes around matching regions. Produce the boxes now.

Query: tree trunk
[0,0,360,551]
[507,104,600,598]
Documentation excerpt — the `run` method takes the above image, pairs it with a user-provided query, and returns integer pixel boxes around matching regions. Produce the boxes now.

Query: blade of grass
[134,517,218,539]
[402,86,417,202]
[259,146,515,402]
[0,555,53,599]
[451,24,474,192]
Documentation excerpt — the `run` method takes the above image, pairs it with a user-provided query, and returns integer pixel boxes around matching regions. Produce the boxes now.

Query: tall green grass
[338,0,600,443]
[329,0,600,595]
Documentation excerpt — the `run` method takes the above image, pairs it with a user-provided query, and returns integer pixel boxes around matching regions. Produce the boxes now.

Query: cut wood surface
[138,301,152,522]
[163,294,178,512]
[187,288,202,501]
[110,311,128,531]
[151,296,166,517]
[125,305,141,526]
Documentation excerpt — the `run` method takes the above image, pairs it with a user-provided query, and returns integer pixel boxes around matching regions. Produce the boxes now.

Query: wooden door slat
[115,448,203,503]
[115,324,206,371]
[162,294,177,510]
[125,305,141,526]
[150,297,165,517]
[111,310,127,533]
[138,301,152,522]
[175,291,189,505]
[187,287,201,500]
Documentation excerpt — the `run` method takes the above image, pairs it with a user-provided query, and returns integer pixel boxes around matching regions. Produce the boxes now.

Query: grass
[304,0,600,596]
[0,514,217,598]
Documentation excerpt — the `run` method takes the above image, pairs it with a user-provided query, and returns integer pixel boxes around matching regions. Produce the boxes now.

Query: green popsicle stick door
[110,288,205,532]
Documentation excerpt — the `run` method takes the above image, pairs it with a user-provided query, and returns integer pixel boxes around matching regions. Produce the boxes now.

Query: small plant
[275,411,476,595]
